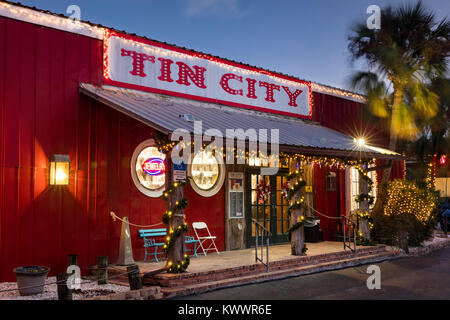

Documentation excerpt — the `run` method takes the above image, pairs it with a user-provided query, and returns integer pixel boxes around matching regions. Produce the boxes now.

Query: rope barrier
[110,211,164,228]
[305,202,342,220]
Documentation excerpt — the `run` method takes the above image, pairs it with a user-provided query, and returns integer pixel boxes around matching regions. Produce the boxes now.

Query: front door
[246,170,290,247]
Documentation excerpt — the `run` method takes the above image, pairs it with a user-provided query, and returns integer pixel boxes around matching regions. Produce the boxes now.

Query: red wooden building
[0,1,404,281]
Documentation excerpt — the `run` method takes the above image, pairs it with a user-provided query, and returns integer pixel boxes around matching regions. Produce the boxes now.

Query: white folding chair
[192,222,219,256]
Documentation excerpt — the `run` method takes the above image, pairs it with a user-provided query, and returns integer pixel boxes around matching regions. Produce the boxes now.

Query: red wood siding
[0,17,226,281]
[0,17,104,281]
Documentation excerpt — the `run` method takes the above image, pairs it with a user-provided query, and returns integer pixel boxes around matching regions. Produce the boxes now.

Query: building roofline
[0,0,366,103]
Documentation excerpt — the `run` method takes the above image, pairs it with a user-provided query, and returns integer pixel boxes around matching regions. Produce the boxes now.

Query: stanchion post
[127,264,142,290]
[57,273,72,300]
[98,256,108,285]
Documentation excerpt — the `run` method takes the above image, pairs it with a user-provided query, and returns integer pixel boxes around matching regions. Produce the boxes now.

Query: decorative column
[162,156,190,273]
[356,167,373,240]
[286,168,307,256]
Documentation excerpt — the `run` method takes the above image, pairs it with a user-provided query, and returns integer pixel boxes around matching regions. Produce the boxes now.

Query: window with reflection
[191,151,220,191]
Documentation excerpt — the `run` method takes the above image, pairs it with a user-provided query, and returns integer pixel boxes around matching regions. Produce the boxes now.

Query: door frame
[245,168,289,247]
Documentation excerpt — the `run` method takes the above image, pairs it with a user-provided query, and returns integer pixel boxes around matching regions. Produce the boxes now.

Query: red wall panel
[313,165,345,241]
[0,17,104,281]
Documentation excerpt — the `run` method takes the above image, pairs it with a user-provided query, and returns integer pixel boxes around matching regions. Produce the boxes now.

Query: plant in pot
[13,266,50,296]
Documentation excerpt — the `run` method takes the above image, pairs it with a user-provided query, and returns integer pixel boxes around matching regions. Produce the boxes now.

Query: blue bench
[138,228,199,262]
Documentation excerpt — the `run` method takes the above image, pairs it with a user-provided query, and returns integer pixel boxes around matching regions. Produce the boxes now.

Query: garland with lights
[354,166,375,206]
[286,216,305,241]
[161,179,191,273]
[284,168,307,246]
[287,197,305,215]
[153,138,375,171]
[286,170,307,200]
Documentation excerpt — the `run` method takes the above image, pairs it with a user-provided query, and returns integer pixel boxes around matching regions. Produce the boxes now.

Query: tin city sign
[104,30,312,119]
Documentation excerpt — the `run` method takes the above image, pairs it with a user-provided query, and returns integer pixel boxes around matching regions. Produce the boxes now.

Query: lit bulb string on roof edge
[155,139,375,168]
[0,2,365,102]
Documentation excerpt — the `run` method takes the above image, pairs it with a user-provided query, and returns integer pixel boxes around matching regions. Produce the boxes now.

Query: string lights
[384,180,438,223]
[160,179,191,273]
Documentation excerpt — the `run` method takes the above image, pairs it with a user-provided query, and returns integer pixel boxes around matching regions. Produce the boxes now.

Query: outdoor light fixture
[354,137,366,148]
[49,154,70,186]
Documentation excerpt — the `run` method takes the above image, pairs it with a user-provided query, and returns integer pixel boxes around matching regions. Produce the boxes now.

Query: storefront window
[131,140,166,197]
[189,150,225,197]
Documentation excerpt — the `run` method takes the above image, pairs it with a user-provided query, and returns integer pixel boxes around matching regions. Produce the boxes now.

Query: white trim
[0,2,103,39]
[311,83,366,104]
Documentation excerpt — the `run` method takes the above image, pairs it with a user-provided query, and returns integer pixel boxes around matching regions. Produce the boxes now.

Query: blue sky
[12,0,450,92]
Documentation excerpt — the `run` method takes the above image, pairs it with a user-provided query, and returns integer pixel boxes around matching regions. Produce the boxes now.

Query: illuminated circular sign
[131,140,166,197]
[142,157,166,176]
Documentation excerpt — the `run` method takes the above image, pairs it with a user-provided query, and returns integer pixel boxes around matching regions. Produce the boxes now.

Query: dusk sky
[12,0,450,92]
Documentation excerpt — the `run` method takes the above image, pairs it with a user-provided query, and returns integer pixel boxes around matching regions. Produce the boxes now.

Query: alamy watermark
[366,265,381,290]
[66,5,82,30]
[171,120,280,176]
[366,5,381,30]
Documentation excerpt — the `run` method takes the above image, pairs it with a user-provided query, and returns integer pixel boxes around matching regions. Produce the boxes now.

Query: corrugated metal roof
[79,83,401,159]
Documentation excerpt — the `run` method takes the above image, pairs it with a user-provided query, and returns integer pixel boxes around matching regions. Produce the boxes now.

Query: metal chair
[192,222,219,256]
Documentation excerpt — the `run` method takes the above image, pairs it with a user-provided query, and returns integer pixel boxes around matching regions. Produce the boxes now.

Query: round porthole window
[188,150,225,197]
[131,139,166,197]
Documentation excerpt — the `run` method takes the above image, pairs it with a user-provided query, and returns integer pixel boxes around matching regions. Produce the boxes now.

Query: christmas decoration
[281,181,289,199]
[161,179,191,273]
[284,168,307,252]
[256,179,271,203]
[354,165,375,206]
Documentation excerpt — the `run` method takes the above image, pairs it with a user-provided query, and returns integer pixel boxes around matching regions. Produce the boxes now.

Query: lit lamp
[354,137,366,148]
[50,154,70,185]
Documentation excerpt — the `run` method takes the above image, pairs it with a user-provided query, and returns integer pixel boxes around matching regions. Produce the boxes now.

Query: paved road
[177,247,450,300]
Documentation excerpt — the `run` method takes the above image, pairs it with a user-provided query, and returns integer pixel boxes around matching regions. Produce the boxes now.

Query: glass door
[246,171,290,247]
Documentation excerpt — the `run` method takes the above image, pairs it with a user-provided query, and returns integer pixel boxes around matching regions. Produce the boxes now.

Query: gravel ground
[0,276,129,300]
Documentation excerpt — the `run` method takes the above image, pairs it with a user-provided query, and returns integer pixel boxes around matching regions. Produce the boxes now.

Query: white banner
[104,31,312,119]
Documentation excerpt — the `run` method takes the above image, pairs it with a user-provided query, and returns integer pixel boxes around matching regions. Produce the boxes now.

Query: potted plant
[13,266,50,296]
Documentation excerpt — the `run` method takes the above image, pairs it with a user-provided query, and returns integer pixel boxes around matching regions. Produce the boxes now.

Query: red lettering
[282,86,303,107]
[176,62,207,88]
[246,78,258,99]
[220,73,243,96]
[259,81,280,103]
[158,58,174,82]
[121,49,155,77]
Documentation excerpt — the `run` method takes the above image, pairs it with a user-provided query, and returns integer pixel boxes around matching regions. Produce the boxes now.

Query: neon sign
[142,158,166,176]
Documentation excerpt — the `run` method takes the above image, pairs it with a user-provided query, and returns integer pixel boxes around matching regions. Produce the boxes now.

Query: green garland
[286,169,306,201]
[167,255,190,273]
[163,223,189,253]
[287,198,305,216]
[285,168,307,248]
[285,217,305,241]
[161,178,191,273]
[162,180,190,201]
[162,198,188,225]
[354,166,375,206]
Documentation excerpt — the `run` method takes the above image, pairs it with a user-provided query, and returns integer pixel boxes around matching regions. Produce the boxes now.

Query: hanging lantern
[50,154,70,186]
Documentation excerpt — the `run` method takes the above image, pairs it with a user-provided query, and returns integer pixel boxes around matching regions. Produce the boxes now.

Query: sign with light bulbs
[104,30,312,119]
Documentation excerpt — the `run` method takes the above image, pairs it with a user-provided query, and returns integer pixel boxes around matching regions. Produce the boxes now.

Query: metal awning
[79,83,402,160]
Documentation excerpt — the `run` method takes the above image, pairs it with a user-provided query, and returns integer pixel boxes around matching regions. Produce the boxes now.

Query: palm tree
[348,1,450,184]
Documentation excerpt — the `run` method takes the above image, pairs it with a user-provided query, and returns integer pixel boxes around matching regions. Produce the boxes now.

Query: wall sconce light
[50,154,70,186]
